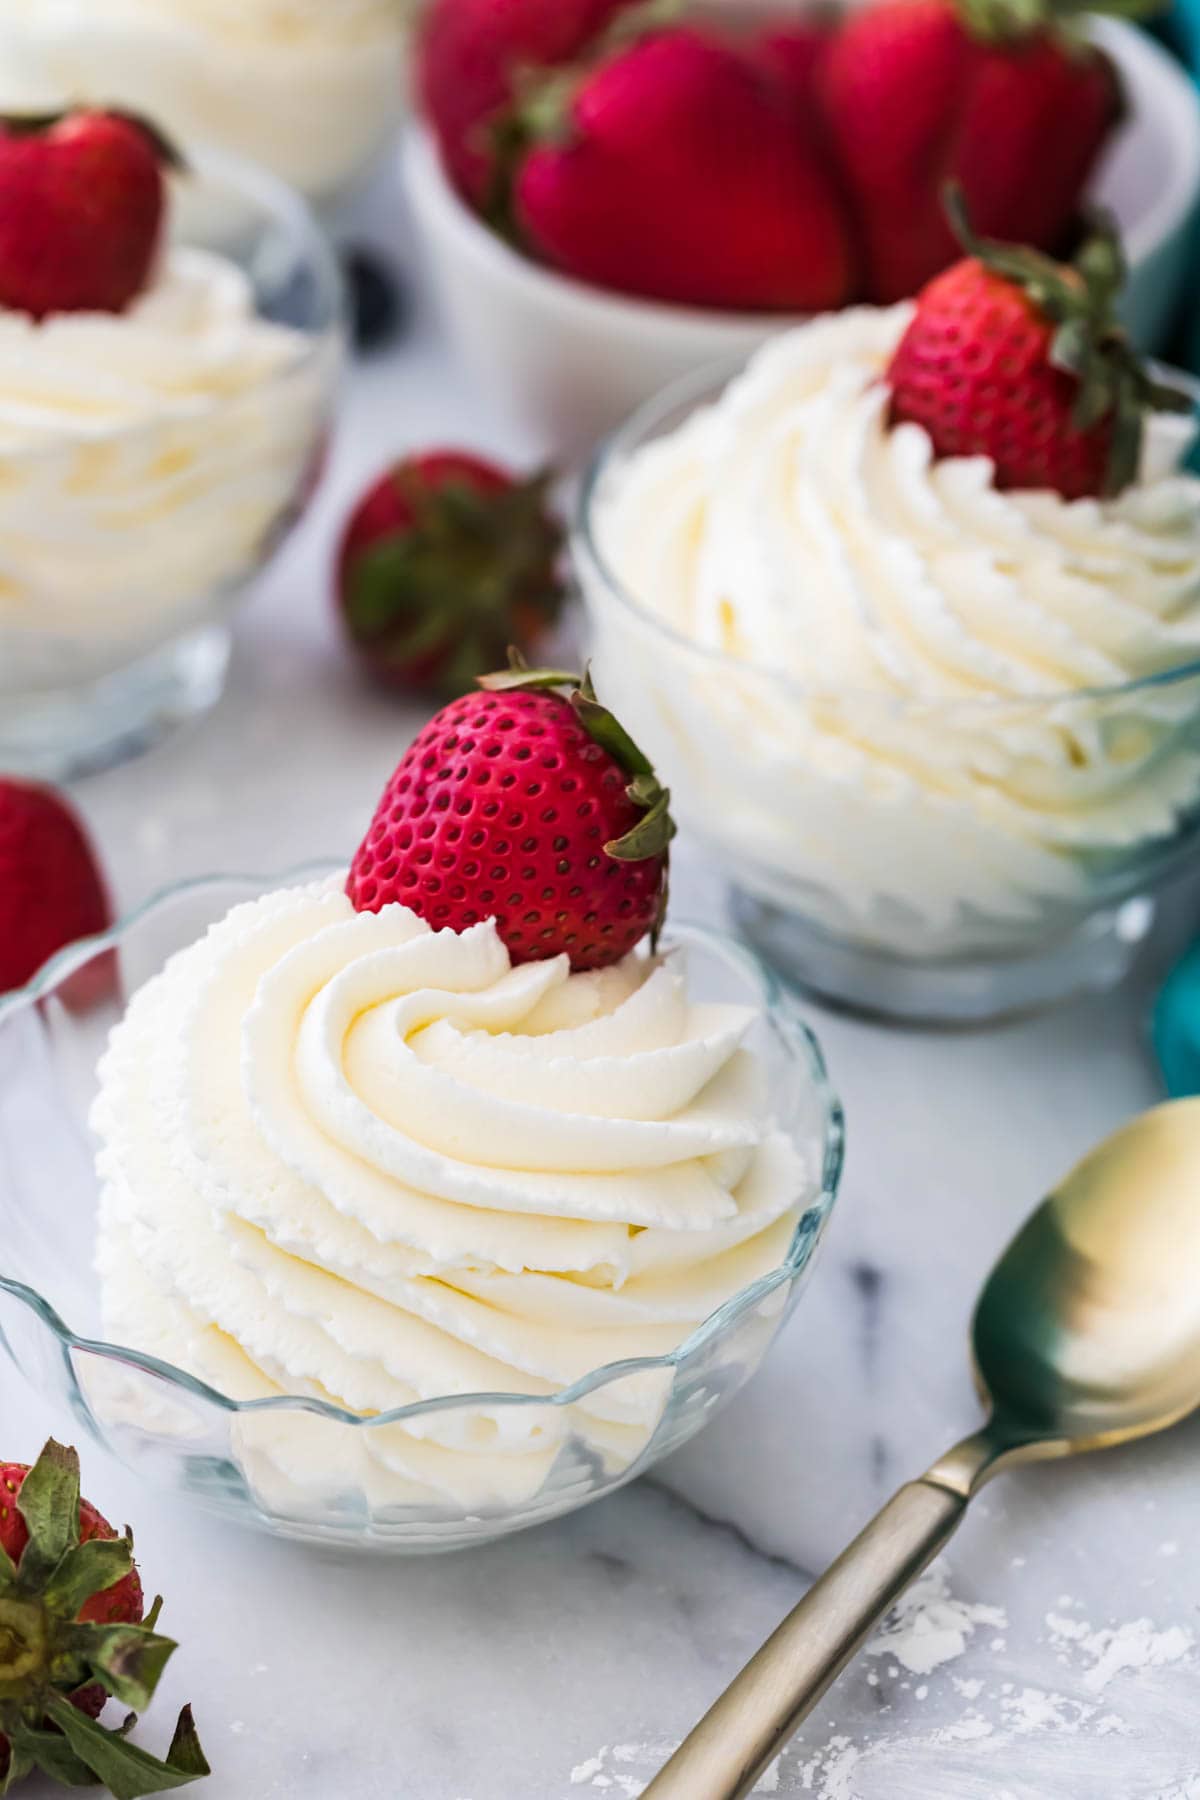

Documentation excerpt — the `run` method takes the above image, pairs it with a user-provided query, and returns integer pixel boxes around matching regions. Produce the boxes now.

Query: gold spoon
[643,1097,1200,1799]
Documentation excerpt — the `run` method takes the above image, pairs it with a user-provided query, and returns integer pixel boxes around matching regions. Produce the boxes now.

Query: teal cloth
[1165,0,1200,378]
[1149,10,1200,1078]
[1129,9,1200,1048]
[1153,938,1200,1094]
[1170,0,1200,66]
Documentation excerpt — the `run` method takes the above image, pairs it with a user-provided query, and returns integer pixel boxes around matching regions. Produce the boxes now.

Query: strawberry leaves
[12,1440,80,1583]
[65,1622,177,1713]
[0,1442,208,1798]
[607,774,675,863]
[5,1721,96,1789]
[40,1698,210,1800]
[571,677,675,862]
[43,1538,136,1623]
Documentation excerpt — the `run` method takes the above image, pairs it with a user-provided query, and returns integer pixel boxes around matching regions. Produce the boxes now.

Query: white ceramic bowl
[405,17,1200,463]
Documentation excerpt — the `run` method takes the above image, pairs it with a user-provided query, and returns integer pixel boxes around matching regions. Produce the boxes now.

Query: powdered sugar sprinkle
[565,1561,1196,1797]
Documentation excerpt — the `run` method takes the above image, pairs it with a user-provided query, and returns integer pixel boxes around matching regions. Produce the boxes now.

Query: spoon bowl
[644,1099,1200,1799]
[974,1098,1200,1454]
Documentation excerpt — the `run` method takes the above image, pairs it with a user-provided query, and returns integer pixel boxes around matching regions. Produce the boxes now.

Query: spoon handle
[642,1476,969,1799]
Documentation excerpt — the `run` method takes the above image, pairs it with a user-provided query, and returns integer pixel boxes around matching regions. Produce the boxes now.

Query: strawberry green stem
[0,1442,209,1798]
[956,0,1155,44]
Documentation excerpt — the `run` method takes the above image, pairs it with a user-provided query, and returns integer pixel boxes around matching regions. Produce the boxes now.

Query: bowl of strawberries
[405,0,1200,461]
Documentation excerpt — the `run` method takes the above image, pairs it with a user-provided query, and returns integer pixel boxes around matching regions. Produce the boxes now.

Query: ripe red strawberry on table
[0,1440,208,1796]
[416,0,642,206]
[0,110,177,318]
[0,778,113,1002]
[887,191,1191,500]
[511,26,855,311]
[2,1453,144,1732]
[821,0,1130,303]
[336,452,565,699]
[347,655,675,971]
[0,1464,145,1630]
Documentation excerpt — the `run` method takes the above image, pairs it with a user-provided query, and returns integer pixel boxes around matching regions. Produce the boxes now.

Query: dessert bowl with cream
[0,138,343,782]
[578,238,1200,1021]
[0,675,841,1551]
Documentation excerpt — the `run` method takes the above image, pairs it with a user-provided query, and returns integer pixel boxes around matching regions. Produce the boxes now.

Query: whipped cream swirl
[0,0,409,205]
[590,307,1200,950]
[0,248,333,687]
[92,880,811,1508]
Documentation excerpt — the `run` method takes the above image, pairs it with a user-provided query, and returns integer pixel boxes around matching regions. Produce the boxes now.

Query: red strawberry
[513,28,855,311]
[0,1441,207,1795]
[754,17,837,116]
[887,198,1191,499]
[0,110,177,319]
[347,659,674,971]
[1,1460,144,1727]
[821,0,1122,304]
[337,452,564,699]
[417,0,640,206]
[0,779,112,1000]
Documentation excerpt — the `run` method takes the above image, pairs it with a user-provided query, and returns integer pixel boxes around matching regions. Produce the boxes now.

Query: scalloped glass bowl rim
[574,358,1200,716]
[0,864,845,1432]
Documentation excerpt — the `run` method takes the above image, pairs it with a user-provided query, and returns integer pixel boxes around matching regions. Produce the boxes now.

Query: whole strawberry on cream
[588,208,1200,957]
[92,667,816,1509]
[0,110,332,691]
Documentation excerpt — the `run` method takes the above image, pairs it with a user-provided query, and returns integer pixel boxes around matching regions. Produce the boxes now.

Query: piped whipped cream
[91,879,812,1510]
[0,248,332,687]
[0,0,408,205]
[590,307,1200,951]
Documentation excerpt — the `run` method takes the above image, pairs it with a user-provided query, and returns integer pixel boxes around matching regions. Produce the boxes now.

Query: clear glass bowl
[576,369,1200,1024]
[0,150,343,783]
[0,871,843,1554]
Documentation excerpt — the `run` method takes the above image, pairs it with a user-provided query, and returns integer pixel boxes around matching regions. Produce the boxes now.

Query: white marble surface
[6,150,1200,1799]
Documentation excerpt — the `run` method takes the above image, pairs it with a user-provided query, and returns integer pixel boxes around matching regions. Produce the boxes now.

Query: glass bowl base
[731,889,1157,1026]
[0,624,231,782]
